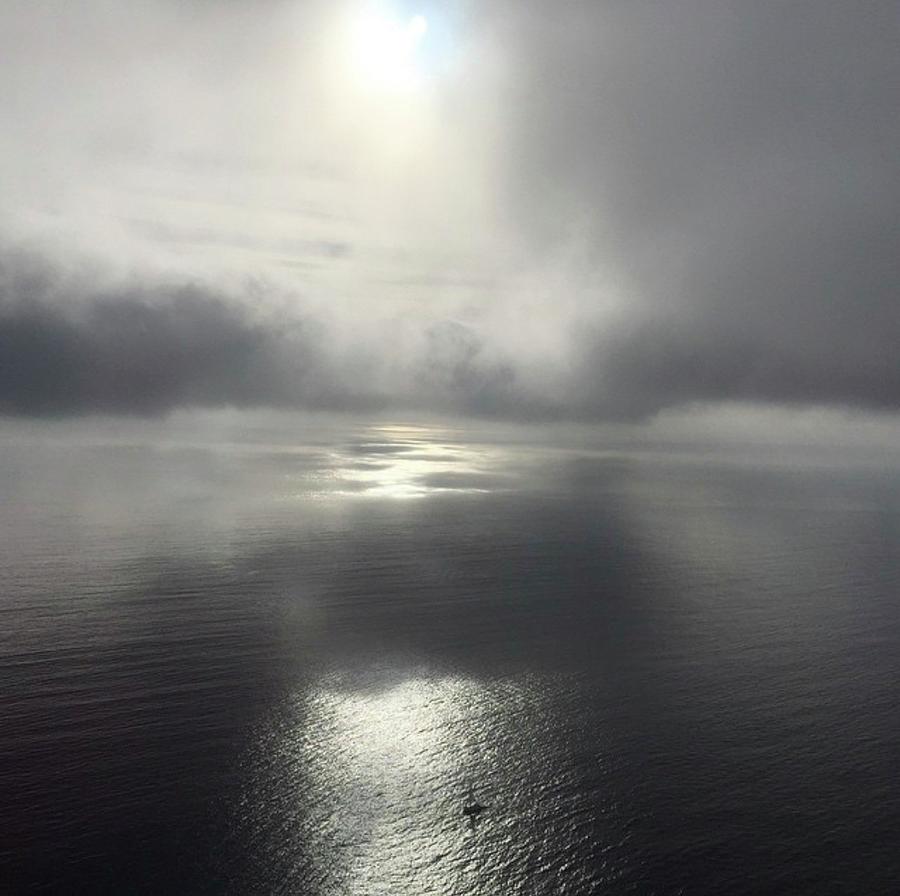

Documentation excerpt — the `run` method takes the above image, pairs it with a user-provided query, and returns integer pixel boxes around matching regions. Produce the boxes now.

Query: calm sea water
[2,418,899,894]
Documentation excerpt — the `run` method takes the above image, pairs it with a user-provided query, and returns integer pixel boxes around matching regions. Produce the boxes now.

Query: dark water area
[2,419,899,894]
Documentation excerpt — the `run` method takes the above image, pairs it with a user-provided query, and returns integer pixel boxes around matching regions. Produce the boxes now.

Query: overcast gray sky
[1,0,897,421]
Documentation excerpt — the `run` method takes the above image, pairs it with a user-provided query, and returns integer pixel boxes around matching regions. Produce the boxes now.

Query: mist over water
[3,416,899,894]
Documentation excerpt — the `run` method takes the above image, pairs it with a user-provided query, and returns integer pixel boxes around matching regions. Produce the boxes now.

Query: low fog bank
[3,246,899,426]
[3,404,900,472]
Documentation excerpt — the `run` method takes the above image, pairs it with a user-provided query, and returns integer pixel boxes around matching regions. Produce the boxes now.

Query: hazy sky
[1,0,897,421]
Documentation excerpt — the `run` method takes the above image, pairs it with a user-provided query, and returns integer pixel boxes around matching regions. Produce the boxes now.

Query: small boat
[463,784,488,818]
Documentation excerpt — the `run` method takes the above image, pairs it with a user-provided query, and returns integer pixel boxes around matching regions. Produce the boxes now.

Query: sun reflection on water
[302,674,490,894]
[331,424,498,499]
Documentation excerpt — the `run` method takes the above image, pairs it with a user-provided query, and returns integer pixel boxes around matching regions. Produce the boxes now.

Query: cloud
[493,0,900,418]
[0,249,370,416]
[0,1,897,421]
[0,248,528,418]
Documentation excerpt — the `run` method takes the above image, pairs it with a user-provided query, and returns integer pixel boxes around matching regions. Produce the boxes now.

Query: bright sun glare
[350,5,429,92]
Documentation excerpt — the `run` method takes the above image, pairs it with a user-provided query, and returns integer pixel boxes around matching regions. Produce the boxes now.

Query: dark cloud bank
[1,0,898,422]
[0,250,521,419]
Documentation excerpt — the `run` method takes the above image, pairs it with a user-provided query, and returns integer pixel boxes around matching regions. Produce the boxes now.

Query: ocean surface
[2,417,899,894]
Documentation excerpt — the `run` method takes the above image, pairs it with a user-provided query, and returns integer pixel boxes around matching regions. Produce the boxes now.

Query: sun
[349,5,429,93]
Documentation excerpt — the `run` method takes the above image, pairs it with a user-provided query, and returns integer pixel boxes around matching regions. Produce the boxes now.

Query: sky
[0,0,897,423]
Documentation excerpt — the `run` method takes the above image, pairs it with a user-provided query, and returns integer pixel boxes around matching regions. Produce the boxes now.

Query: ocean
[2,416,899,894]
